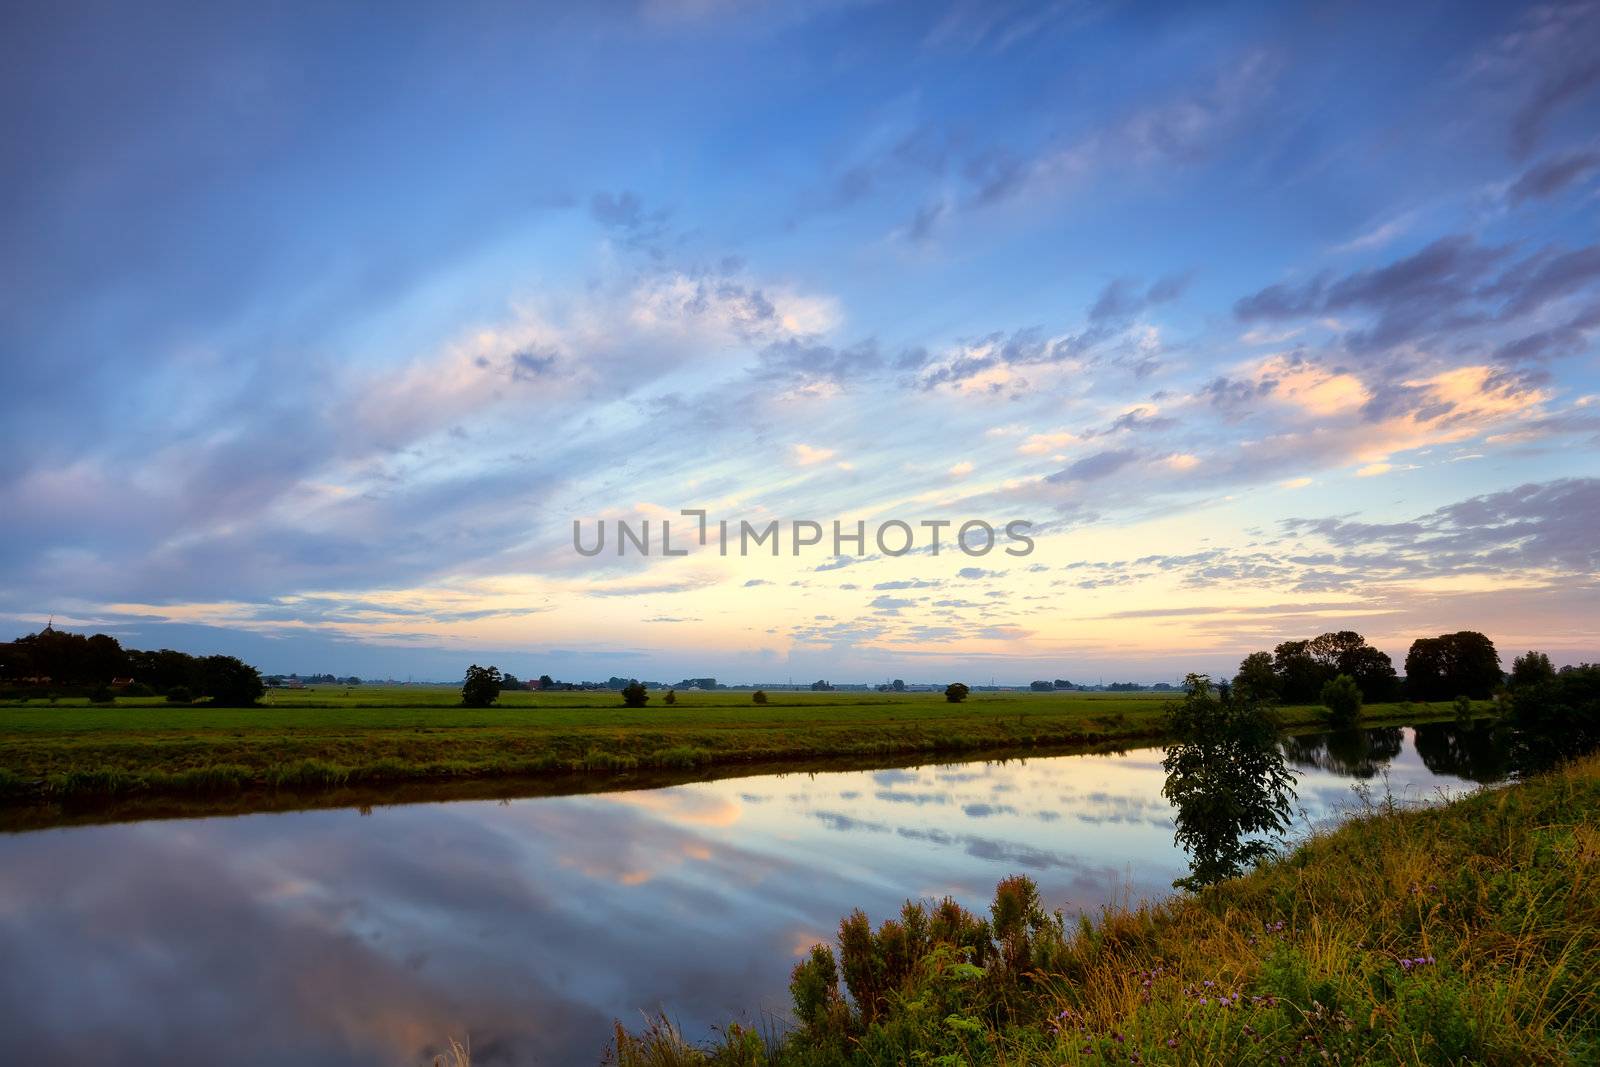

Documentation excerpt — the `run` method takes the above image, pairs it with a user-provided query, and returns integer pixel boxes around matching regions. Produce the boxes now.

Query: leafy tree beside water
[460,664,503,707]
[1161,673,1297,890]
[1405,631,1501,701]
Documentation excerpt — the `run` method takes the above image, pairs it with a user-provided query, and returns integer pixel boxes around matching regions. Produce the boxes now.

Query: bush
[1453,694,1473,728]
[125,682,155,697]
[88,686,115,704]
[752,689,767,704]
[165,686,192,704]
[621,681,649,708]
[1320,673,1363,727]
[663,689,676,705]
[944,682,970,703]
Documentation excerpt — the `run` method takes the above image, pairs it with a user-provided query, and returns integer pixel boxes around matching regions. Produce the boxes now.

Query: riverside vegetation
[607,667,1600,1067]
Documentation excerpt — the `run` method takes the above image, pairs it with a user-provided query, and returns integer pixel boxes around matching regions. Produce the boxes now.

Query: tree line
[0,627,265,705]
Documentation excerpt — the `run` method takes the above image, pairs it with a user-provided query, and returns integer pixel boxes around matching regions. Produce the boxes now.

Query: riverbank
[0,689,1469,814]
[615,749,1600,1066]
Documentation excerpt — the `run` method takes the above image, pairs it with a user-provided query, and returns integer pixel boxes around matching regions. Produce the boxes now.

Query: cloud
[1508,151,1600,204]
[792,443,836,465]
[1046,449,1138,483]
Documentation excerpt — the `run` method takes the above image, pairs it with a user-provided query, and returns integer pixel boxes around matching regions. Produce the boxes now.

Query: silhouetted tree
[945,682,970,703]
[663,689,676,705]
[1233,651,1279,701]
[1509,650,1556,689]
[621,681,649,707]
[752,689,768,704]
[461,664,503,707]
[1405,632,1501,701]
[198,655,265,706]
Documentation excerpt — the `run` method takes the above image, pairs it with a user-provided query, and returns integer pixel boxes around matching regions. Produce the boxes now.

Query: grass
[0,686,1468,813]
[611,750,1600,1066]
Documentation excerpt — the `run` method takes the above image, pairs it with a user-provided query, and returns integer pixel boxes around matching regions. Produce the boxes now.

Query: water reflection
[0,725,1496,1066]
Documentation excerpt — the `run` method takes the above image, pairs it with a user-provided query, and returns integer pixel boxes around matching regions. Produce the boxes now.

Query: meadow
[0,685,1464,816]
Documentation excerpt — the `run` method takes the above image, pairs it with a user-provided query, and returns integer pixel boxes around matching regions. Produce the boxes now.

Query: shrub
[165,686,193,704]
[621,681,649,708]
[1320,673,1363,727]
[944,682,970,703]
[125,682,155,697]
[752,689,768,705]
[663,689,676,705]
[88,686,115,704]
[1453,694,1473,728]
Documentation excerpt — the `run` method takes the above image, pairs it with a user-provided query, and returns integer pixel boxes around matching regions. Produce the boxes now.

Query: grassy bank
[614,751,1600,1066]
[0,688,1464,811]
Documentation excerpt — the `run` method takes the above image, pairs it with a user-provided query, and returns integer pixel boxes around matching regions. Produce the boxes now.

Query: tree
[1320,673,1363,728]
[810,679,834,691]
[753,689,768,704]
[664,689,676,705]
[88,685,115,704]
[1029,680,1053,692]
[538,674,554,689]
[165,686,192,705]
[501,672,521,691]
[1053,679,1075,689]
[945,682,970,703]
[1405,632,1501,701]
[461,664,503,707]
[1506,663,1600,772]
[1161,674,1297,890]
[621,681,649,707]
[1509,650,1556,689]
[1271,640,1325,703]
[198,655,265,706]
[891,679,906,692]
[1233,651,1279,701]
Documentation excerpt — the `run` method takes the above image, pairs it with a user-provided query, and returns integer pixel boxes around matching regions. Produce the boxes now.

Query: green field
[0,686,1460,817]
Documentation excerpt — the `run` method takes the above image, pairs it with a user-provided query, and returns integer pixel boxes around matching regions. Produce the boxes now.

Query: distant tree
[1406,632,1501,701]
[199,655,265,706]
[345,676,362,686]
[1053,679,1075,690]
[1233,651,1279,702]
[88,685,115,704]
[1308,631,1399,701]
[1029,680,1053,692]
[1320,674,1363,728]
[501,672,521,691]
[752,689,768,704]
[810,679,834,691]
[663,689,676,705]
[945,682,970,703]
[1161,674,1297,890]
[461,664,503,707]
[165,686,192,705]
[1271,640,1325,704]
[538,674,554,689]
[891,679,906,692]
[1509,651,1556,689]
[621,681,649,707]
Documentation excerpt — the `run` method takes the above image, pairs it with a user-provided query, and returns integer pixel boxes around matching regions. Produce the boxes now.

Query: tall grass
[613,752,1600,1065]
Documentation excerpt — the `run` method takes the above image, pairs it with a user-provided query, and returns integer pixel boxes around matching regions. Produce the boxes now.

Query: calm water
[0,724,1506,1065]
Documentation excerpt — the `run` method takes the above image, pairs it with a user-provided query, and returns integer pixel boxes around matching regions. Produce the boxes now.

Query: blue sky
[2,0,1597,682]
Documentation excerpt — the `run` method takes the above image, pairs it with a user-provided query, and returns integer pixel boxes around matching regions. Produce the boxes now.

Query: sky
[2,0,1598,683]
